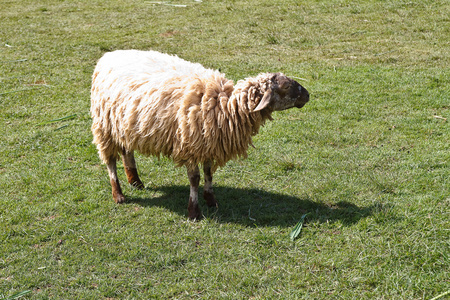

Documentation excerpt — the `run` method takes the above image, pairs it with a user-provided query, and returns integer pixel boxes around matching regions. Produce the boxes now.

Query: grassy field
[1,0,449,299]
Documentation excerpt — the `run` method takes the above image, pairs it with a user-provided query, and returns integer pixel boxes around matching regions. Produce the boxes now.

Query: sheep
[90,50,309,219]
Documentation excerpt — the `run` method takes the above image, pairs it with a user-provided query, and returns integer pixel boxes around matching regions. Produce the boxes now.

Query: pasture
[1,0,449,299]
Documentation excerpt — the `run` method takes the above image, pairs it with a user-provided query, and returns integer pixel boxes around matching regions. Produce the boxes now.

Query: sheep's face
[254,73,309,112]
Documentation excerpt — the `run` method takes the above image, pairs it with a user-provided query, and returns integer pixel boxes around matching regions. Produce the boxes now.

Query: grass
[1,0,449,299]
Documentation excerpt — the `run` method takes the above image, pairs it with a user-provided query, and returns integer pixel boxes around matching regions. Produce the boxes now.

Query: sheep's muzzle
[295,87,310,108]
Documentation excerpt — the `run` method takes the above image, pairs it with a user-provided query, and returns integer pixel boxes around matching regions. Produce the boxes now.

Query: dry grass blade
[145,1,187,7]
[433,115,447,121]
[429,290,450,300]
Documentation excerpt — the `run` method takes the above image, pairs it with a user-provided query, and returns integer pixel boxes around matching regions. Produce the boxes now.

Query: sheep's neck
[206,85,272,165]
[227,83,273,136]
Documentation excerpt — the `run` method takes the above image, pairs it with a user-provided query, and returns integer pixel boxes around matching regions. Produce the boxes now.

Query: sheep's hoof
[113,193,126,204]
[188,211,203,220]
[188,202,202,220]
[131,180,144,190]
[203,191,218,208]
[125,168,144,190]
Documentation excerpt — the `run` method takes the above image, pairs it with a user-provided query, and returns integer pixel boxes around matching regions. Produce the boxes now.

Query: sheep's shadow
[127,185,378,227]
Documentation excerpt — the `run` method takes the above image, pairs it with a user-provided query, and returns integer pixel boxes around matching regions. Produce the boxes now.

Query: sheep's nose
[303,89,310,102]
[295,87,309,108]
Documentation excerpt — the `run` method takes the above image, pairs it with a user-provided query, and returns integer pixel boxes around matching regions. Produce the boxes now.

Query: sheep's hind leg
[203,160,218,208]
[187,165,202,220]
[107,158,125,204]
[121,149,144,189]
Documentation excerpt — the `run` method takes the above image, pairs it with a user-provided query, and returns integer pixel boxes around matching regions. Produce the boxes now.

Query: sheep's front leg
[121,149,144,189]
[107,158,125,204]
[187,165,202,220]
[203,160,218,208]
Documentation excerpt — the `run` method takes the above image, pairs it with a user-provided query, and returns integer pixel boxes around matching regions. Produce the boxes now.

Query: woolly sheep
[90,50,309,219]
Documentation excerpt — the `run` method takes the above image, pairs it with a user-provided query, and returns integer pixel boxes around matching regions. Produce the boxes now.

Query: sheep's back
[90,50,232,166]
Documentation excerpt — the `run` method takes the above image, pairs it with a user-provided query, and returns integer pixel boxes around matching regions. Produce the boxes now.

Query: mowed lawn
[1,0,449,299]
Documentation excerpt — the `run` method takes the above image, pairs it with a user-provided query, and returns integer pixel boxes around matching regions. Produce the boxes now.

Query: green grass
[1,0,449,299]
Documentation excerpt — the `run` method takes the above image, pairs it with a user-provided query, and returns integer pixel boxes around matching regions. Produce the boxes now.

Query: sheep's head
[253,73,309,112]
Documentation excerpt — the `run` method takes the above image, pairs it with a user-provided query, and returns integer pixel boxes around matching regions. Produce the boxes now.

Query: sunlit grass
[1,0,449,299]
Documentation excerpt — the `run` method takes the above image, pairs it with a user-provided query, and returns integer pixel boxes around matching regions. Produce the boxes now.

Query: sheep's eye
[279,81,290,90]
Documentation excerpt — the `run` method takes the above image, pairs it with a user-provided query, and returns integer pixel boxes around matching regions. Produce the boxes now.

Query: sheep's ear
[253,89,272,112]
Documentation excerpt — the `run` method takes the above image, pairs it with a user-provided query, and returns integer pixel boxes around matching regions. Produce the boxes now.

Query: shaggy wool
[91,50,274,171]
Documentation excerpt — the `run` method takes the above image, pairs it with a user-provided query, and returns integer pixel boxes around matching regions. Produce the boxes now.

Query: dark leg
[106,158,125,203]
[121,149,144,189]
[203,160,218,208]
[187,165,202,220]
